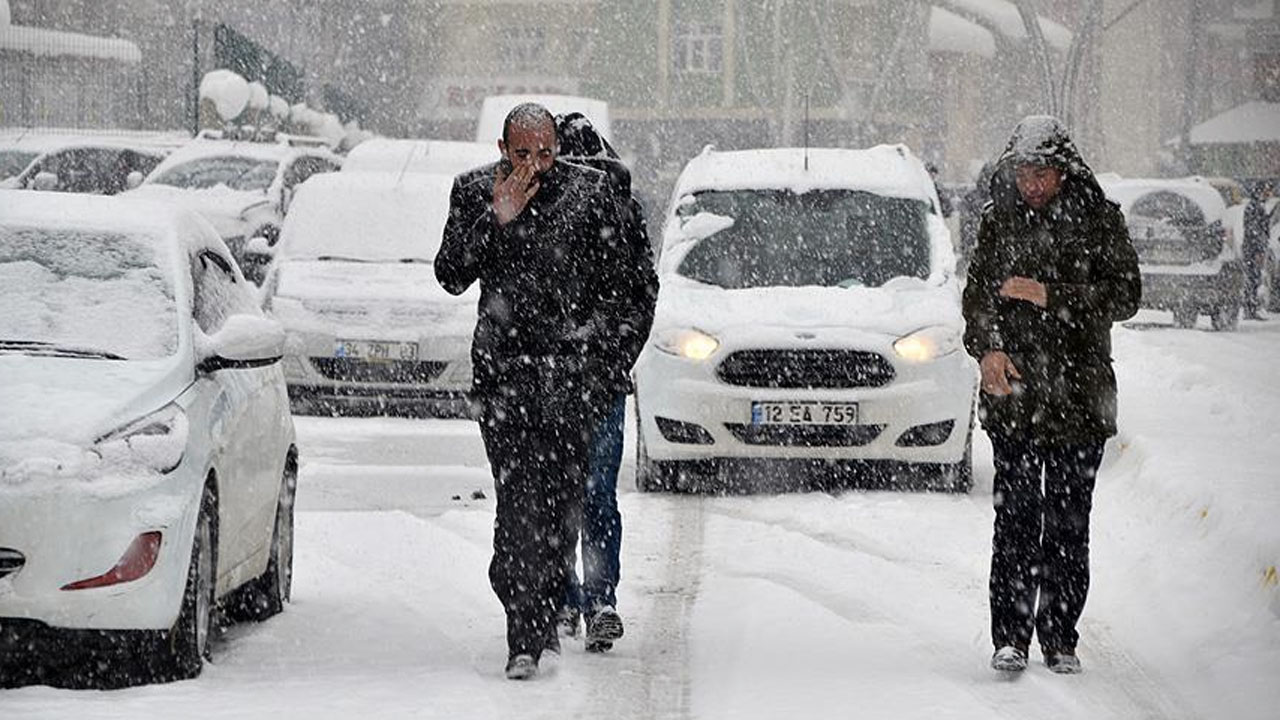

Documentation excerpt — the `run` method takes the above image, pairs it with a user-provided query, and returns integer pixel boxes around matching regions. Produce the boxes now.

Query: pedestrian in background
[553,112,658,653]
[963,115,1141,675]
[1241,180,1271,320]
[435,103,653,681]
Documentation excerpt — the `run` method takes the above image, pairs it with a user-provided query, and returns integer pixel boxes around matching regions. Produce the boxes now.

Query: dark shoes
[556,606,581,638]
[1043,648,1083,674]
[585,606,625,653]
[505,654,538,681]
[991,645,1028,672]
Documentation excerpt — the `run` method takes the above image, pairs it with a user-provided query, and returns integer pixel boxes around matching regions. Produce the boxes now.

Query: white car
[633,146,978,493]
[127,133,341,284]
[261,172,479,417]
[0,192,297,685]
[475,93,611,143]
[341,137,498,177]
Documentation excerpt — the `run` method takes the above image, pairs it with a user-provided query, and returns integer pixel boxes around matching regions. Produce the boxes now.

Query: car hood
[653,275,963,338]
[128,184,266,237]
[0,356,190,450]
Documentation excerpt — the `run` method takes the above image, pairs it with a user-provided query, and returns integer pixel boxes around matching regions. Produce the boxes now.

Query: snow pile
[199,70,251,122]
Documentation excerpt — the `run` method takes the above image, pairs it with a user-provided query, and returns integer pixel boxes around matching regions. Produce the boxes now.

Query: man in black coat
[963,116,1141,675]
[435,103,653,680]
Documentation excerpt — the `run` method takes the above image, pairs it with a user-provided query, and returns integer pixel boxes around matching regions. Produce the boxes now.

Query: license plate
[334,339,418,362]
[751,401,858,425]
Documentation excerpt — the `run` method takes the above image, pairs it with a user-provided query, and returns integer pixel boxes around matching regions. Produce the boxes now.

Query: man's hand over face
[493,162,541,226]
[980,350,1022,396]
[999,276,1048,308]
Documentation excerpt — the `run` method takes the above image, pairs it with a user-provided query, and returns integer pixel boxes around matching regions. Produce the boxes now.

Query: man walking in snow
[552,112,658,653]
[963,116,1141,675]
[435,103,653,680]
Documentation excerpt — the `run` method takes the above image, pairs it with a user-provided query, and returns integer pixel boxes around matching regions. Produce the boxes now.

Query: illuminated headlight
[94,404,188,474]
[893,326,961,363]
[654,328,720,361]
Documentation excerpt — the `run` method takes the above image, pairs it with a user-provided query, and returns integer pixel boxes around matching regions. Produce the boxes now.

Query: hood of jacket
[988,115,1109,225]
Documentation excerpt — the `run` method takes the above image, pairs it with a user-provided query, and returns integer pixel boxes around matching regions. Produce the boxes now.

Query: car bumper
[0,468,199,632]
[635,345,978,464]
[1140,262,1243,311]
[281,329,473,406]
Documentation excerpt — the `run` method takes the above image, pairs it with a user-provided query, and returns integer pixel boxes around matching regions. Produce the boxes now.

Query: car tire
[1211,301,1240,331]
[224,454,297,622]
[155,481,217,681]
[1172,305,1198,328]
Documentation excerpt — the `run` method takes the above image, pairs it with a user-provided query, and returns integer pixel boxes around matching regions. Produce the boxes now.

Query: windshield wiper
[399,258,432,264]
[0,340,126,360]
[315,255,370,263]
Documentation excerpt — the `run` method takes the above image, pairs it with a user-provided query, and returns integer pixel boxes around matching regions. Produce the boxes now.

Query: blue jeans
[565,394,625,613]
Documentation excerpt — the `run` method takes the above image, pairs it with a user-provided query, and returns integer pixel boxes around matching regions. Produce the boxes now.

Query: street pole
[1013,0,1058,117]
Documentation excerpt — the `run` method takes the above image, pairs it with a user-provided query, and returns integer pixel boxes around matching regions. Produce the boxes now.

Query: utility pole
[1180,0,1205,172]
[1013,0,1058,117]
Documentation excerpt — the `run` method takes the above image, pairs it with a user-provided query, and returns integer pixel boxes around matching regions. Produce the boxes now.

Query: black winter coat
[435,159,655,408]
[963,117,1142,444]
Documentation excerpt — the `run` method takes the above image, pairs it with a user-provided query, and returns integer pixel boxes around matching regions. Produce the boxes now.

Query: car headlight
[94,404,188,474]
[654,328,720,361]
[893,326,961,363]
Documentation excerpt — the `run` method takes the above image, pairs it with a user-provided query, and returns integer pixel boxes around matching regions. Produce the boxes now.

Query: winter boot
[544,625,561,657]
[991,645,1028,672]
[1044,649,1082,675]
[556,606,581,638]
[505,654,538,681]
[585,606,625,653]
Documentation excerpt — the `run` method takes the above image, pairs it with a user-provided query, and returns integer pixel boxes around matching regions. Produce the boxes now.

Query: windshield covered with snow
[0,150,39,180]
[0,225,179,360]
[151,155,277,192]
[675,189,931,289]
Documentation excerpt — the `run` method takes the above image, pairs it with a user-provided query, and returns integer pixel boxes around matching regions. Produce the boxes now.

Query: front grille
[725,423,885,447]
[0,549,24,580]
[310,358,447,384]
[717,349,895,389]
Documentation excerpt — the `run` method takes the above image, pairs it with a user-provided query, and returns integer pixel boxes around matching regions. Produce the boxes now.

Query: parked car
[341,137,497,177]
[1099,175,1243,330]
[0,191,297,686]
[0,130,185,194]
[127,132,341,284]
[474,93,611,143]
[633,145,978,493]
[261,172,479,417]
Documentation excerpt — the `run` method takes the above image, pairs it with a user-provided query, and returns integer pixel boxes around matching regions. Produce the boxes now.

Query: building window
[499,28,546,73]
[674,22,723,75]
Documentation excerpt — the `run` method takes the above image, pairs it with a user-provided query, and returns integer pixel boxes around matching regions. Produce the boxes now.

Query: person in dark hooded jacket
[963,116,1141,675]
[551,112,657,652]
[436,103,650,680]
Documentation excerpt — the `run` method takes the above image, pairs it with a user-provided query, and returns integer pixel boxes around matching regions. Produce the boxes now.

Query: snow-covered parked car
[0,130,185,194]
[633,146,979,493]
[0,192,297,686]
[341,137,498,177]
[127,133,341,285]
[261,172,479,417]
[1099,175,1243,330]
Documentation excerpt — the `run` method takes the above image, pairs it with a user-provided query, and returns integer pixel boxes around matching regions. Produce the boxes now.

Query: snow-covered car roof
[276,172,456,262]
[145,137,337,181]
[0,129,189,154]
[1097,175,1228,223]
[475,94,611,144]
[672,145,942,206]
[0,187,209,239]
[342,138,497,177]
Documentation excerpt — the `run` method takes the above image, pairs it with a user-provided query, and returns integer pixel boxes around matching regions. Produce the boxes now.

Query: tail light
[61,532,163,591]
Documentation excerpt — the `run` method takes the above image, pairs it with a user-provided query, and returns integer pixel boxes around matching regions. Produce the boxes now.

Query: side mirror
[196,314,285,373]
[241,236,276,286]
[126,171,145,190]
[32,171,59,191]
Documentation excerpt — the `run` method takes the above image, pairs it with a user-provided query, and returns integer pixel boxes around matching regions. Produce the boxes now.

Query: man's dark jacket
[435,159,656,407]
[963,117,1142,444]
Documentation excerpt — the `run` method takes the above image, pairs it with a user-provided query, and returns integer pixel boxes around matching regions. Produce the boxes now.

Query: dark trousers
[565,393,625,613]
[480,390,593,661]
[989,433,1105,654]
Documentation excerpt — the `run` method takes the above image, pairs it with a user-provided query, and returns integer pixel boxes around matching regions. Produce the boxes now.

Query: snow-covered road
[4,311,1278,719]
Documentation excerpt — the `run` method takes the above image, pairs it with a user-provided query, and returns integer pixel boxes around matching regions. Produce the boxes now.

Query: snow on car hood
[0,356,189,482]
[128,184,266,238]
[653,275,963,338]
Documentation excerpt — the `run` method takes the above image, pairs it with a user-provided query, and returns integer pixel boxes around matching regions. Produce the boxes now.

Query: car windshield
[0,225,179,360]
[151,156,278,192]
[0,150,39,180]
[675,189,932,289]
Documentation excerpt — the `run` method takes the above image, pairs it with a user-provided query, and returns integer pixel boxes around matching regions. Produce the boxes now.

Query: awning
[929,6,997,58]
[1187,102,1280,145]
[0,0,140,64]
[933,0,1073,52]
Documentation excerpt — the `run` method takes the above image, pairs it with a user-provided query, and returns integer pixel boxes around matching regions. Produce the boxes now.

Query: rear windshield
[676,189,931,289]
[1127,190,1222,264]
[152,156,277,192]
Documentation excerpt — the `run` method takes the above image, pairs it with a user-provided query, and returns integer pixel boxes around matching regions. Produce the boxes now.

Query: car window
[191,248,257,335]
[28,148,128,194]
[676,189,932,289]
[0,224,178,359]
[0,150,39,180]
[153,156,278,192]
[283,156,334,190]
[1131,191,1205,226]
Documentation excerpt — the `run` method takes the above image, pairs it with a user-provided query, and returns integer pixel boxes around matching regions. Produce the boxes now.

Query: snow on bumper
[0,468,198,632]
[280,326,474,399]
[635,342,978,464]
